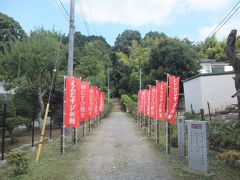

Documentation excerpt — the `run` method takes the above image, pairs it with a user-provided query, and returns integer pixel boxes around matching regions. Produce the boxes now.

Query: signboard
[187,120,208,174]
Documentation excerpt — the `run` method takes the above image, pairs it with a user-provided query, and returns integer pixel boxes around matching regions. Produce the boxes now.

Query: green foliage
[144,36,200,85]
[120,94,137,117]
[100,101,113,119]
[218,150,240,166]
[183,112,199,120]
[74,40,112,89]
[0,12,26,54]
[6,116,31,135]
[208,121,240,150]
[8,149,30,175]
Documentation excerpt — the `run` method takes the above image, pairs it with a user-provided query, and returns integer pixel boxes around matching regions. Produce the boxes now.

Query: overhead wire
[85,0,97,35]
[204,0,240,45]
[206,1,240,40]
[77,0,92,36]
[54,0,69,23]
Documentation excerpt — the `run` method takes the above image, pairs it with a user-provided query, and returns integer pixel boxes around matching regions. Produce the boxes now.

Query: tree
[0,12,26,54]
[116,40,150,94]
[0,29,66,125]
[225,29,240,121]
[144,36,200,87]
[74,40,112,90]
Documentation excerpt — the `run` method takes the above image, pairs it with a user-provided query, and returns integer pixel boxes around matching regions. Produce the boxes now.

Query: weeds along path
[78,100,176,180]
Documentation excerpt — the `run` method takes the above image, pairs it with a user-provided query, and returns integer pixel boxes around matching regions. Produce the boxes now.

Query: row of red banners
[137,75,180,124]
[64,77,105,128]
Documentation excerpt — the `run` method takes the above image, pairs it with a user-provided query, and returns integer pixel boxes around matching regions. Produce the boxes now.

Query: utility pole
[67,0,77,144]
[107,68,110,102]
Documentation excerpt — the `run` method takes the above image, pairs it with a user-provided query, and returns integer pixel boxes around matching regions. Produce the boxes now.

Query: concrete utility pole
[67,0,77,145]
[67,0,75,77]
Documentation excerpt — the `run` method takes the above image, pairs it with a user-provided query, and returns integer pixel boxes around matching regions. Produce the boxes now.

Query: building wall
[184,77,203,113]
[184,73,237,113]
[200,74,237,113]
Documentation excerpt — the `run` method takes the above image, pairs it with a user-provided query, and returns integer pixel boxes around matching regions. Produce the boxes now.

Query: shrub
[8,149,30,175]
[218,150,240,167]
[183,112,199,120]
[120,94,137,117]
[208,121,240,150]
[100,101,113,118]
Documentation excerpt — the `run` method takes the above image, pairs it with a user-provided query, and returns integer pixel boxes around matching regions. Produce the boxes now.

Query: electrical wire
[85,0,97,35]
[47,35,63,103]
[54,0,69,23]
[206,1,240,40]
[77,0,91,36]
[204,1,240,46]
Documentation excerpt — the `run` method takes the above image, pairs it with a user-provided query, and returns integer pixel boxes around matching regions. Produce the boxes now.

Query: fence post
[200,109,205,121]
[207,102,211,120]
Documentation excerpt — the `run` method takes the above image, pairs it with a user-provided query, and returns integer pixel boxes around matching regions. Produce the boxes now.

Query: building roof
[182,71,234,83]
[200,59,229,65]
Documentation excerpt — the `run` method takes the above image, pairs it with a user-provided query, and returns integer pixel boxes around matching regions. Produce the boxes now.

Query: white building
[183,71,237,113]
[0,81,15,96]
[199,59,233,74]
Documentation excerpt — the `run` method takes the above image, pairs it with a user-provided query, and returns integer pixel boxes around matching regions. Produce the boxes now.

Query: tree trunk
[225,29,240,121]
[37,86,46,128]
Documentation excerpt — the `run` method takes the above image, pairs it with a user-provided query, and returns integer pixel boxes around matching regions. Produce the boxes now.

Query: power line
[206,1,240,40]
[57,0,70,18]
[54,0,69,23]
[204,1,240,45]
[77,0,91,36]
[86,0,97,35]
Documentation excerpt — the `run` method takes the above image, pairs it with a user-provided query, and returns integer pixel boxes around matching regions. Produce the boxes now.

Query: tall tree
[0,12,26,54]
[144,36,200,87]
[0,29,66,124]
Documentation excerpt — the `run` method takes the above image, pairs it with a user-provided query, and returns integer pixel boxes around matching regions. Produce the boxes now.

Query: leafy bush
[100,101,113,118]
[120,94,137,117]
[218,150,240,166]
[183,112,199,120]
[8,149,30,175]
[208,121,240,150]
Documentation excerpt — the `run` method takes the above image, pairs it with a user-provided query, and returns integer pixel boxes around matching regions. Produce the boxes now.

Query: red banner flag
[79,82,90,121]
[99,92,105,113]
[88,87,96,118]
[149,86,156,118]
[156,81,167,121]
[64,77,81,128]
[141,90,145,113]
[145,90,150,117]
[94,88,100,116]
[166,75,180,124]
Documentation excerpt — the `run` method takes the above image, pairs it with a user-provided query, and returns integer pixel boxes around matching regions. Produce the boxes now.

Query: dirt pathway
[80,100,175,180]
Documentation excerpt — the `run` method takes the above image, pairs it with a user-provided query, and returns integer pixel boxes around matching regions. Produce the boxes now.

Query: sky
[1,0,240,45]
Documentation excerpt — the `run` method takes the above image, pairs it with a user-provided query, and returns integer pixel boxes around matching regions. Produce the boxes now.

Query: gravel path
[79,110,176,180]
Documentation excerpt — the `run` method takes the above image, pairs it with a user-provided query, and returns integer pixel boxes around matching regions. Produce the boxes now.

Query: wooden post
[207,102,211,120]
[1,100,6,160]
[166,122,171,154]
[156,120,159,144]
[32,119,35,147]
[191,104,194,114]
[200,109,205,121]
[89,118,91,132]
[83,121,85,137]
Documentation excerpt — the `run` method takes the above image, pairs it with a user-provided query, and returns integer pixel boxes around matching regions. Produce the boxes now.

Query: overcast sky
[1,0,240,45]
